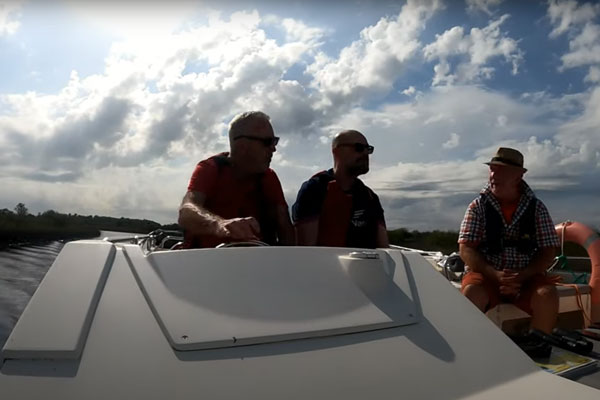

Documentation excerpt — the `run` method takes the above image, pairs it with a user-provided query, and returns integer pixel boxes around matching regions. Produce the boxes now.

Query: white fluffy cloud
[0,1,20,36]
[0,9,329,220]
[423,14,523,85]
[547,0,600,81]
[547,0,599,38]
[307,0,441,106]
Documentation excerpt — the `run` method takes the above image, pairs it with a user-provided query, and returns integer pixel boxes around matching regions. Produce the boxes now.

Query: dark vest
[312,170,380,249]
[478,194,538,256]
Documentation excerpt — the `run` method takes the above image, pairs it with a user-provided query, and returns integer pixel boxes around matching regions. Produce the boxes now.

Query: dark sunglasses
[234,135,280,147]
[337,143,374,154]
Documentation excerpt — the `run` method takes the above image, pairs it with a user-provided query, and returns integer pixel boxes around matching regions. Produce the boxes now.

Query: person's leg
[462,284,489,312]
[516,277,559,334]
[529,284,559,334]
[461,271,498,312]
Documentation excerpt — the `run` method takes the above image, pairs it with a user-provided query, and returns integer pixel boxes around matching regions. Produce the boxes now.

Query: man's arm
[459,242,502,282]
[296,219,319,246]
[376,223,389,248]
[519,246,557,281]
[178,191,260,241]
[274,204,295,245]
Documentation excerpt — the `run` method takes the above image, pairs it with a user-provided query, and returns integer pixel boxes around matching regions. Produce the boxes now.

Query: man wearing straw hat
[458,147,560,334]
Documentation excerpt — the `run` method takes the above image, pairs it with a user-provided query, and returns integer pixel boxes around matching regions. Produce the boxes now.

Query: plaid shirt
[458,181,559,271]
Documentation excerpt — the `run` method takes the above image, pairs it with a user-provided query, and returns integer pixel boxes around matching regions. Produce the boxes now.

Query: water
[0,231,137,349]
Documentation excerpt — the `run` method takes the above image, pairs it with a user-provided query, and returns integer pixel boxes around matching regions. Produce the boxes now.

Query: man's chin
[350,166,369,176]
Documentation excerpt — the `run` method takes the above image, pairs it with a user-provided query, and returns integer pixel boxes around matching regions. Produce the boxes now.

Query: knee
[463,284,486,300]
[533,285,558,302]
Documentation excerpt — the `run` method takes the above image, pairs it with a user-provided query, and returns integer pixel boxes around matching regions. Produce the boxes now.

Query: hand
[221,217,260,241]
[498,269,522,296]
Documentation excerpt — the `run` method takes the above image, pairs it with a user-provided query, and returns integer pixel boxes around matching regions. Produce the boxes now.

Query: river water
[0,231,136,350]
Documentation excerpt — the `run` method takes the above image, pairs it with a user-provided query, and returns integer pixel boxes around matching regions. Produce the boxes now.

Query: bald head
[332,129,371,177]
[332,130,367,149]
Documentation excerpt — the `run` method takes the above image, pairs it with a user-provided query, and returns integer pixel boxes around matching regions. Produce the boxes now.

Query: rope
[548,221,588,284]
[554,282,593,325]
[549,221,593,325]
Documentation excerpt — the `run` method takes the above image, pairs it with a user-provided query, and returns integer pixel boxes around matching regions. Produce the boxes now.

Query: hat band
[490,156,522,168]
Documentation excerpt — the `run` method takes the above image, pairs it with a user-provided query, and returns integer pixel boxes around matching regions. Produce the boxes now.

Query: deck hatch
[125,246,419,351]
[1,241,115,360]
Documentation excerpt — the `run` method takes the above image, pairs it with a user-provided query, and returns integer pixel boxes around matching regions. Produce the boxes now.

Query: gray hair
[228,111,271,141]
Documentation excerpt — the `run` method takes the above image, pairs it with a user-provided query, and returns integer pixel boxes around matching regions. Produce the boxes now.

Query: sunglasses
[234,135,280,147]
[337,143,374,154]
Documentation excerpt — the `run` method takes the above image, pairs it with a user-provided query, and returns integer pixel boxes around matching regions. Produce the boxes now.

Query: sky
[1,0,599,231]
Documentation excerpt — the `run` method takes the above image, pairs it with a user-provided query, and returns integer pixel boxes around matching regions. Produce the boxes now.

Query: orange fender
[555,221,600,323]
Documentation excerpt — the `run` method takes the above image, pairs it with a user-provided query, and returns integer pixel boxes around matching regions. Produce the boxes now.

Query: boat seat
[556,284,591,296]
[485,283,593,333]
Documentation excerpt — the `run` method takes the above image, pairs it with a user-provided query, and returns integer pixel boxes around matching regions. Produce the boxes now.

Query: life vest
[185,154,278,247]
[479,194,538,256]
[311,170,380,249]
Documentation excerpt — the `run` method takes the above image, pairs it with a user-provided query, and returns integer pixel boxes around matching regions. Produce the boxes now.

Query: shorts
[460,271,558,314]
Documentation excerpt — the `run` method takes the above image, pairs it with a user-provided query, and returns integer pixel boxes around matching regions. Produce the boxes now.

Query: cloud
[585,65,600,82]
[442,132,460,149]
[560,22,600,68]
[402,86,417,96]
[325,84,600,230]
[547,0,600,81]
[279,17,325,45]
[0,1,21,36]
[547,0,599,38]
[1,10,326,183]
[307,0,441,106]
[466,0,503,16]
[423,14,523,85]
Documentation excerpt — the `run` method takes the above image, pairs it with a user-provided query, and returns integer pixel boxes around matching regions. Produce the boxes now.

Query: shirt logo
[351,209,367,227]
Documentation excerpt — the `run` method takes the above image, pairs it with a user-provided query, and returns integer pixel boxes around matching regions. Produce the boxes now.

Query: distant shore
[0,228,101,250]
[0,207,168,250]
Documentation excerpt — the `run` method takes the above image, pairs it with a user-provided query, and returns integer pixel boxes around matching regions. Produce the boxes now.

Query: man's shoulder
[300,169,333,187]
[198,152,230,167]
[263,167,283,185]
[294,170,333,204]
[353,178,379,198]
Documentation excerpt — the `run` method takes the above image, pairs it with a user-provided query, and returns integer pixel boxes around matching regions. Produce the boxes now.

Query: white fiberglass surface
[125,246,418,350]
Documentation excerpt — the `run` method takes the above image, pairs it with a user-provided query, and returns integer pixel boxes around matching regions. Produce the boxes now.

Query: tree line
[0,203,163,248]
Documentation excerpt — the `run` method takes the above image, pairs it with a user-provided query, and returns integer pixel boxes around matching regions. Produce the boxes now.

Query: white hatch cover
[2,241,115,360]
[125,246,418,350]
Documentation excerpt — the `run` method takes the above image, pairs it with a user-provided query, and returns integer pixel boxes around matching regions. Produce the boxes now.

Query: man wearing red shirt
[178,111,295,248]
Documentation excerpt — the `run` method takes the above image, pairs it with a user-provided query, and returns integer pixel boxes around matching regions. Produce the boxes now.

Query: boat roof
[1,241,598,399]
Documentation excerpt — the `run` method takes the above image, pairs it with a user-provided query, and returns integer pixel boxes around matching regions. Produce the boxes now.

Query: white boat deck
[1,241,598,399]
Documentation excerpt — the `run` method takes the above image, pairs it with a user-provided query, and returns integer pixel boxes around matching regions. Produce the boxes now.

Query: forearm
[296,219,319,246]
[178,201,228,238]
[278,223,296,245]
[376,223,389,248]
[459,243,497,280]
[521,247,557,280]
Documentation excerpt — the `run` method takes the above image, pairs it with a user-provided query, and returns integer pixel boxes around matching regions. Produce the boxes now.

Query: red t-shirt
[185,153,287,248]
[500,200,519,225]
